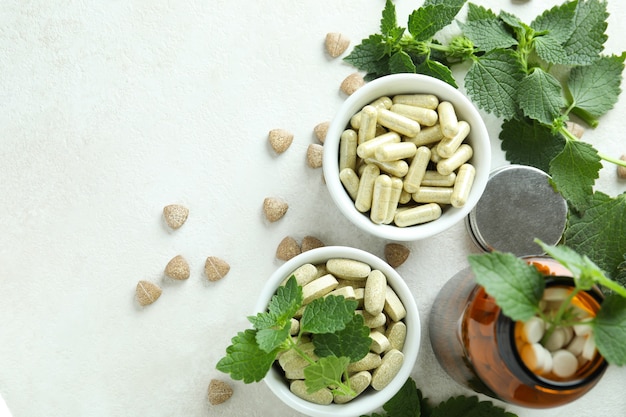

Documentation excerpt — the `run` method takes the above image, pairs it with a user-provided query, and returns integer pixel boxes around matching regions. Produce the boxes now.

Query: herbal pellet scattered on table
[306,143,324,168]
[207,379,233,405]
[276,236,301,261]
[204,256,230,282]
[164,255,190,280]
[136,280,162,306]
[324,32,350,58]
[617,155,626,179]
[314,121,330,143]
[263,197,289,222]
[163,204,189,230]
[340,73,365,95]
[300,235,325,252]
[268,128,294,154]
[384,243,410,268]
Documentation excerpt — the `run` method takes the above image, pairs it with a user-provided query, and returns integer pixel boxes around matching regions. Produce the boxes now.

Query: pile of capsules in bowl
[279,258,408,405]
[338,94,476,227]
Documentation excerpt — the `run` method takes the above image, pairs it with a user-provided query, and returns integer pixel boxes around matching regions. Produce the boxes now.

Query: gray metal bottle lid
[465,164,568,257]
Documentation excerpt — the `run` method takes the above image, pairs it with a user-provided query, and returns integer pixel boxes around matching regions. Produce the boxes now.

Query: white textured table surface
[1,1,625,416]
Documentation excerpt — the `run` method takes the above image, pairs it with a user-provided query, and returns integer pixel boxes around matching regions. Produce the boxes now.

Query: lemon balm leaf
[407,0,466,42]
[499,118,565,173]
[312,314,371,363]
[389,50,416,74]
[567,55,625,119]
[301,296,358,334]
[304,356,351,394]
[216,329,280,383]
[549,140,602,210]
[256,322,291,353]
[416,59,457,88]
[461,12,518,52]
[559,0,608,66]
[248,275,302,330]
[594,294,626,366]
[518,69,565,125]
[464,49,524,119]
[565,192,626,279]
[469,252,545,322]
[382,377,421,417]
[380,0,398,36]
[431,395,517,417]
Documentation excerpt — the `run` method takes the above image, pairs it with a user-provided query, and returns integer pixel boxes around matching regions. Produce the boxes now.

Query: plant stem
[558,124,626,167]
[290,338,316,366]
[541,287,581,345]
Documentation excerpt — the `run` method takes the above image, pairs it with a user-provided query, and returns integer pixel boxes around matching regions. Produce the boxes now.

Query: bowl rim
[257,246,421,417]
[322,73,491,241]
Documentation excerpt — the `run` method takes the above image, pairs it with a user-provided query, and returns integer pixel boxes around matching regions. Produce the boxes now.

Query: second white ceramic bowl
[257,246,420,417]
[322,74,491,241]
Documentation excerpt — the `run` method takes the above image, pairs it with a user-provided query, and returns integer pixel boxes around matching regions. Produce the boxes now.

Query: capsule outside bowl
[323,74,491,241]
[258,246,421,417]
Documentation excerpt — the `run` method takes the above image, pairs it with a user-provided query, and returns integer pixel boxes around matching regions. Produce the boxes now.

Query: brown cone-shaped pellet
[163,204,189,229]
[307,144,324,168]
[384,243,410,268]
[325,32,350,58]
[268,128,294,154]
[340,73,365,95]
[208,379,233,405]
[205,256,230,282]
[165,255,190,280]
[314,121,329,144]
[617,155,626,179]
[136,280,162,306]
[276,236,301,261]
[263,197,289,222]
[301,236,325,252]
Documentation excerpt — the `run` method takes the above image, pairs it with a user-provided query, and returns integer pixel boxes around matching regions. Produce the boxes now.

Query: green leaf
[518,68,565,125]
[594,294,626,366]
[499,10,526,31]
[216,329,279,383]
[559,0,608,65]
[312,313,371,363]
[344,34,388,74]
[531,0,577,43]
[431,395,517,417]
[407,0,466,42]
[468,252,545,322]
[303,356,350,394]
[389,50,417,74]
[549,140,601,209]
[565,192,626,279]
[535,241,605,291]
[464,49,524,119]
[531,0,577,64]
[249,276,302,329]
[467,3,496,21]
[499,118,565,172]
[416,59,457,87]
[567,55,625,119]
[300,295,358,334]
[617,256,626,289]
[255,322,291,353]
[380,0,398,36]
[382,377,421,417]
[461,18,518,52]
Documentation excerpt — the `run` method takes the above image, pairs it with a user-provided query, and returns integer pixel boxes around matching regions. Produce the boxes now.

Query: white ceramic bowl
[257,246,420,417]
[323,74,491,241]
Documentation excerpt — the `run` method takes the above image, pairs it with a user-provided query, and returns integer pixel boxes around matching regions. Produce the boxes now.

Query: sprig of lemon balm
[344,0,626,285]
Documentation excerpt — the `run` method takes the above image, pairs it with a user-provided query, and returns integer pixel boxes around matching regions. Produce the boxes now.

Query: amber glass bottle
[429,257,607,408]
